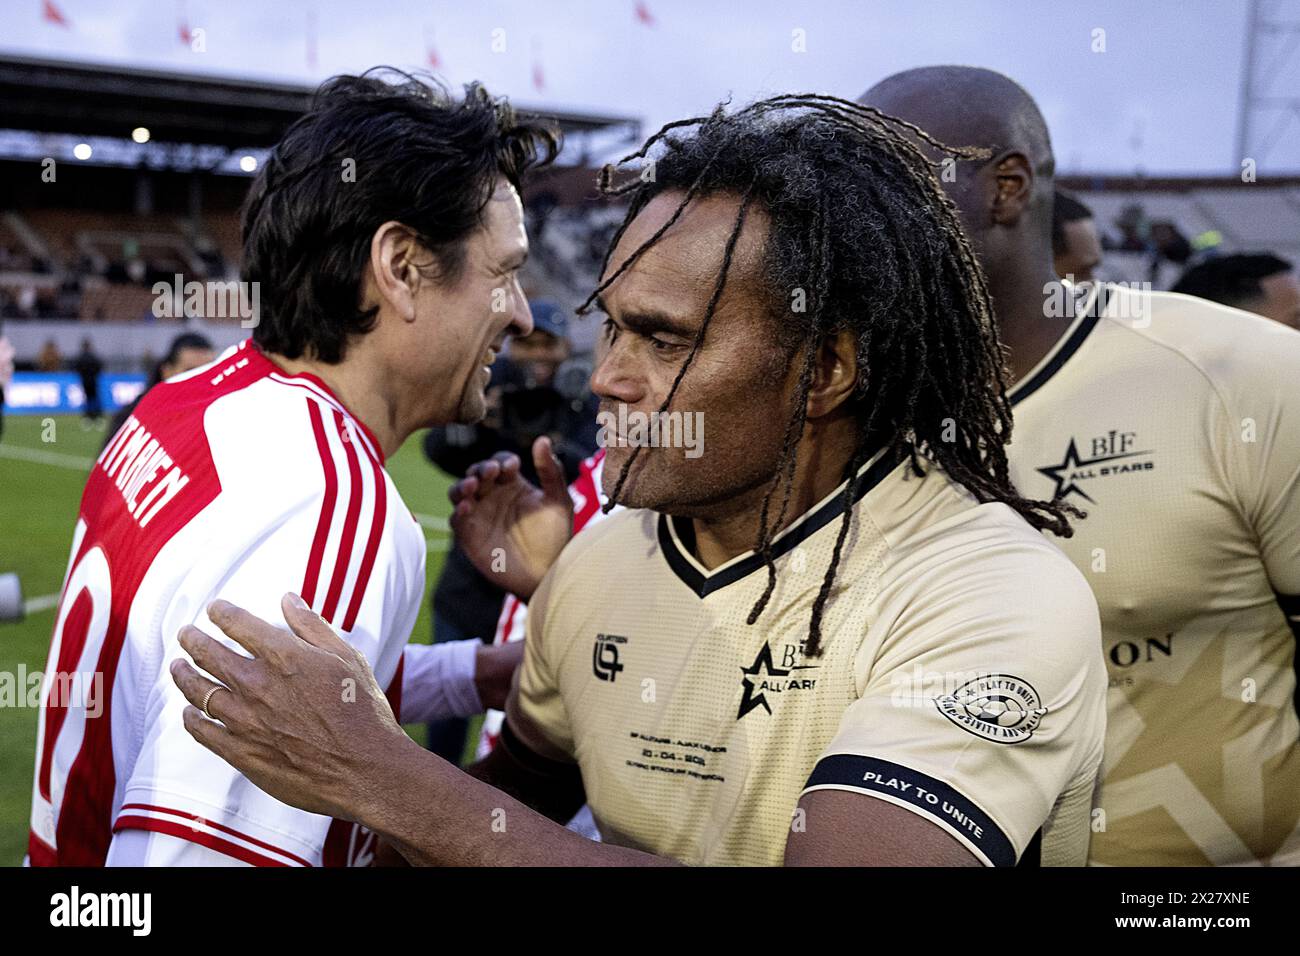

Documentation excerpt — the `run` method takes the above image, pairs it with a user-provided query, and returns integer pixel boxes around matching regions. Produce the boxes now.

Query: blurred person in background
[0,322,13,442]
[1148,220,1193,282]
[36,337,62,372]
[1052,191,1102,284]
[71,336,105,426]
[1112,202,1191,285]
[1172,253,1300,330]
[57,266,83,316]
[101,332,216,452]
[421,299,598,763]
[16,283,37,317]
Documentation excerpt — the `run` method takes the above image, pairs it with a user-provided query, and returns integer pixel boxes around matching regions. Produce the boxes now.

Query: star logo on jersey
[737,641,819,719]
[1037,432,1155,505]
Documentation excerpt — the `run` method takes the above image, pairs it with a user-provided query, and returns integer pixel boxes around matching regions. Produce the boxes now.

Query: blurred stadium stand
[0,55,639,375]
[4,54,1298,377]
[1059,174,1300,289]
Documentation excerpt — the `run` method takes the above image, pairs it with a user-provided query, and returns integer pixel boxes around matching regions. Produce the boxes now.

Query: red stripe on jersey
[322,663,405,866]
[296,369,383,460]
[321,410,363,623]
[115,803,313,866]
[37,588,93,801]
[572,458,602,529]
[53,562,127,864]
[262,365,385,464]
[266,375,377,461]
[113,816,296,867]
[341,446,387,632]
[27,830,56,867]
[494,595,521,645]
[302,401,338,607]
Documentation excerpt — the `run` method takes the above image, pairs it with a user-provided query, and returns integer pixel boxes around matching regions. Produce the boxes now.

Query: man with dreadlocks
[862,67,1300,867]
[169,94,1106,867]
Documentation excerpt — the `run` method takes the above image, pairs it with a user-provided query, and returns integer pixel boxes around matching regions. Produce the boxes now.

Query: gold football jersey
[1006,284,1300,866]
[507,453,1107,866]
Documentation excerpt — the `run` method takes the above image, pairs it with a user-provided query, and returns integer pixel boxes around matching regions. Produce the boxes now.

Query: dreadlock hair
[580,93,1080,657]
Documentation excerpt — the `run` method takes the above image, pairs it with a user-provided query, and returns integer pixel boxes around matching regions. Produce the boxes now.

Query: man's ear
[806,329,858,420]
[369,221,422,323]
[991,152,1033,227]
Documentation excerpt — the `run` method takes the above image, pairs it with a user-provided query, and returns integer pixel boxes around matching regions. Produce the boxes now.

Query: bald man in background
[862,66,1300,866]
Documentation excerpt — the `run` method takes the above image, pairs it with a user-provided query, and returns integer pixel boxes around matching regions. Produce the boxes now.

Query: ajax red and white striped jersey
[29,340,426,867]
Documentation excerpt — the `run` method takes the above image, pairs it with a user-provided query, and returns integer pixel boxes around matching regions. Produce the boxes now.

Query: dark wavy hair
[582,94,1078,656]
[242,68,558,363]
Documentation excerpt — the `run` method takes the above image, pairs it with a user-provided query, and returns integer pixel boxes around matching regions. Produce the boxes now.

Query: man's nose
[511,281,535,338]
[590,342,642,405]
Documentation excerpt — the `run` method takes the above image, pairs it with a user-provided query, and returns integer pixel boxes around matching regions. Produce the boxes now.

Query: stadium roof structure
[1058,173,1300,191]
[0,54,641,157]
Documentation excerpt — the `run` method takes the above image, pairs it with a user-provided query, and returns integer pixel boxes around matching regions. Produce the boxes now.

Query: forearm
[358,735,679,866]
[398,641,483,722]
[462,726,584,824]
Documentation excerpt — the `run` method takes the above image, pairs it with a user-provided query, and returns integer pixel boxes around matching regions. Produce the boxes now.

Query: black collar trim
[657,448,899,599]
[1008,283,1105,408]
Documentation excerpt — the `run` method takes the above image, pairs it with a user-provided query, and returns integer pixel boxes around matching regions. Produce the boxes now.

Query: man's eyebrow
[595,295,696,337]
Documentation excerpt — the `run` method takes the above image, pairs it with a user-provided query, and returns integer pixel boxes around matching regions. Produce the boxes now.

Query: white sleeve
[398,640,483,722]
[110,403,425,867]
[105,827,251,867]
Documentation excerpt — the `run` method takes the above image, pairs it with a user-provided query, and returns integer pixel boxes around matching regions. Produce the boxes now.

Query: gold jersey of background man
[1006,283,1300,866]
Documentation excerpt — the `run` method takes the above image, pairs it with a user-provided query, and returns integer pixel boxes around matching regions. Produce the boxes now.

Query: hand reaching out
[448,436,575,601]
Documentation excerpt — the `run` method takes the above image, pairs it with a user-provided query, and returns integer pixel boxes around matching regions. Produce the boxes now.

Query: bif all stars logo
[737,641,819,719]
[1038,429,1155,504]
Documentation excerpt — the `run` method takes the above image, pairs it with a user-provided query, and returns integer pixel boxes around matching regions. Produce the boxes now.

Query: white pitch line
[23,592,61,615]
[415,512,450,532]
[0,445,94,470]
